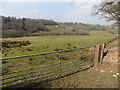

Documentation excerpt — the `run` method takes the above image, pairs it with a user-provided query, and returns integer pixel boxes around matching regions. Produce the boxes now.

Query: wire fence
[1,45,96,89]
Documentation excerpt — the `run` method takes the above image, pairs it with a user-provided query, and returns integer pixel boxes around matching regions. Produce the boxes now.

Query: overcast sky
[0,0,113,25]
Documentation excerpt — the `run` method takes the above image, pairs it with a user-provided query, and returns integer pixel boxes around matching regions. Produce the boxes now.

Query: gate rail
[1,45,96,88]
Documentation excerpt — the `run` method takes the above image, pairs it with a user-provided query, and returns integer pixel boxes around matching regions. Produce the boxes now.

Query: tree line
[2,16,58,38]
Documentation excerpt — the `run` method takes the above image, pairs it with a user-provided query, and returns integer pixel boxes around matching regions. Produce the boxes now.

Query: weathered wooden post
[100,44,105,64]
[94,45,101,67]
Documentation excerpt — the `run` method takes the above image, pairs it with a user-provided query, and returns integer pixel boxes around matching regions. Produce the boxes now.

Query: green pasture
[2,30,114,58]
[1,30,116,88]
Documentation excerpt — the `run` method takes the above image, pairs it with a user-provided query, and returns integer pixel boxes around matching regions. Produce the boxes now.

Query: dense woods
[2,16,58,38]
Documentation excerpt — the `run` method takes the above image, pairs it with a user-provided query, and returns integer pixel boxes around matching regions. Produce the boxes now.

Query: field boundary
[1,37,117,89]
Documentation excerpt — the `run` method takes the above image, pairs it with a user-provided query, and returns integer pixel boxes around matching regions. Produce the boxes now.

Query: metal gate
[0,45,96,88]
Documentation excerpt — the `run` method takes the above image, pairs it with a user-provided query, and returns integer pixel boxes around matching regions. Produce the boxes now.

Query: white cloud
[1,0,102,2]
[63,3,94,22]
[0,5,2,14]
[2,7,59,20]
[62,2,111,25]
[1,0,69,2]
[2,8,46,19]
[74,0,102,2]
[1,0,25,2]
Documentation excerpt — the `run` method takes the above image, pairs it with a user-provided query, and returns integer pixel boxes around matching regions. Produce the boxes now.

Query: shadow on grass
[3,65,94,89]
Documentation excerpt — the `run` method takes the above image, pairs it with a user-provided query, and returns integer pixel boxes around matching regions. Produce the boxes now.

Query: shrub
[73,46,77,48]
[54,48,63,51]
[68,43,71,46]
[26,48,32,51]
[59,56,69,60]
[2,60,7,64]
[29,58,35,61]
[2,30,26,38]
[2,40,31,48]
[3,68,9,74]
[73,31,90,35]
[63,31,73,35]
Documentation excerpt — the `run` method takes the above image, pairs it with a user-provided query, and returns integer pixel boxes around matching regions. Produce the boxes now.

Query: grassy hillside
[2,30,114,58]
[31,23,118,36]
[89,30,113,36]
[32,25,89,36]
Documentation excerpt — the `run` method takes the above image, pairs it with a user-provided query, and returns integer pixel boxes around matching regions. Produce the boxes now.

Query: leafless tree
[92,0,120,24]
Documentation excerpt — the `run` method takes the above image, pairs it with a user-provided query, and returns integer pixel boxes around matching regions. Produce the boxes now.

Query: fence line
[2,56,94,86]
[11,60,94,89]
[0,45,95,60]
[1,45,96,88]
[1,50,93,69]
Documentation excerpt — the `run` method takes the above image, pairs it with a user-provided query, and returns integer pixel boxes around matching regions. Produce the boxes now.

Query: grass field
[1,30,116,88]
[2,31,114,58]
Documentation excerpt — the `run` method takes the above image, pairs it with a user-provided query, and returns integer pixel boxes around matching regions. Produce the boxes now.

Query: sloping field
[2,31,114,58]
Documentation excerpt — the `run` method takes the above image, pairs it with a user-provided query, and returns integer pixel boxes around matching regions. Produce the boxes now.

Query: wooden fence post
[100,44,105,64]
[94,45,101,67]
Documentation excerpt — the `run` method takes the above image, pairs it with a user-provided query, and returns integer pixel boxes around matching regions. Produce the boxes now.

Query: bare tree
[92,0,120,24]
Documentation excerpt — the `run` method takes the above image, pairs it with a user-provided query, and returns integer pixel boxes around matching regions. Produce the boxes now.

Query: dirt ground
[95,47,118,73]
